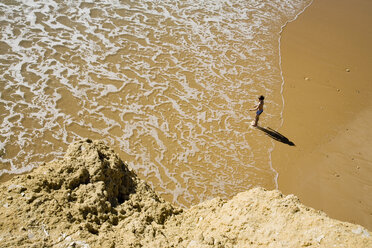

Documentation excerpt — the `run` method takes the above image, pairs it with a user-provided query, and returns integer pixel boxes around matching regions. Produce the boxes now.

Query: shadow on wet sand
[256,126,295,146]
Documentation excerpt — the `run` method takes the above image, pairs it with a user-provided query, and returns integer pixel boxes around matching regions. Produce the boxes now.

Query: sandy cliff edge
[0,140,371,248]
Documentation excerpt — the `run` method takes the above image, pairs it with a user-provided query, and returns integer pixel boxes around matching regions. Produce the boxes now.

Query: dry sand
[272,0,372,230]
[1,140,371,247]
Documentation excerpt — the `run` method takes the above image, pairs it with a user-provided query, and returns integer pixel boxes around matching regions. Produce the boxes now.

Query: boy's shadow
[256,126,295,146]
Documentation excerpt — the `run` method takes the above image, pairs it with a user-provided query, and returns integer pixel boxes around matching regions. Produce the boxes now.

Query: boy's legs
[253,114,259,126]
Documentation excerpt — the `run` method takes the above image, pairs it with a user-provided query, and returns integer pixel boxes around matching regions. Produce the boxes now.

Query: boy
[249,95,264,127]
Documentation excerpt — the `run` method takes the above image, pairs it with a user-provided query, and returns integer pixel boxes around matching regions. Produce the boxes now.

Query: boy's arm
[249,104,258,111]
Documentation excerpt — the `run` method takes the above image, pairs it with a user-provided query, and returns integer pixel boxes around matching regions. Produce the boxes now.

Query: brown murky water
[0,0,311,206]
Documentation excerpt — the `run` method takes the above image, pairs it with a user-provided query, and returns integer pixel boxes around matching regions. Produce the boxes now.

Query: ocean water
[0,0,311,206]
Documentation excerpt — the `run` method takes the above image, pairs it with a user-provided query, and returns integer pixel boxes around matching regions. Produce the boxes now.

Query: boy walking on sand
[250,95,264,127]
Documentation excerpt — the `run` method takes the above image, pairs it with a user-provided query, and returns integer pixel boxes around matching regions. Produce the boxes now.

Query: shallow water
[0,0,311,206]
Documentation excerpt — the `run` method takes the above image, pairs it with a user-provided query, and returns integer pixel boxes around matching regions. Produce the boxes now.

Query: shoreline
[265,0,314,192]
[273,0,372,230]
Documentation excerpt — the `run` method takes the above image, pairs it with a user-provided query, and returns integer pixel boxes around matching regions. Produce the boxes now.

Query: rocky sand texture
[0,140,371,248]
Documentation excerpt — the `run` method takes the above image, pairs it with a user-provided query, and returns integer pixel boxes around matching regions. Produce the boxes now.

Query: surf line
[269,0,315,190]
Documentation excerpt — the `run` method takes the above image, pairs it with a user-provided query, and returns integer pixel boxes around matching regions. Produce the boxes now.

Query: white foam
[272,0,314,189]
[0,0,312,206]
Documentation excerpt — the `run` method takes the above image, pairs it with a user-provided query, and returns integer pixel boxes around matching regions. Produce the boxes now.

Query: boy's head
[259,95,265,101]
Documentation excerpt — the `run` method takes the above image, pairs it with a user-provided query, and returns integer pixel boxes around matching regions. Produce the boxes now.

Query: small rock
[352,226,363,234]
[58,234,65,242]
[70,241,90,248]
[363,230,371,238]
[198,233,204,242]
[7,184,25,192]
[187,240,199,248]
[26,194,37,204]
[345,68,351,72]
[291,206,300,214]
[315,234,325,243]
[206,236,214,245]
[42,225,49,237]
[86,223,99,234]
[28,232,35,240]
[352,226,370,237]
[304,77,310,81]
[302,241,312,247]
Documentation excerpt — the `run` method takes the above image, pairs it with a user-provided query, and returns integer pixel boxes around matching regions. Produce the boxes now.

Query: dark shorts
[256,109,263,115]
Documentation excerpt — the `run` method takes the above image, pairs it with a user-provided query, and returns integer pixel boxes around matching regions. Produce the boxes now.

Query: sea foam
[0,0,311,206]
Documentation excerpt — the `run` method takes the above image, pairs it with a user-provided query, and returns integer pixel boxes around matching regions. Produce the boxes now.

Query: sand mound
[0,140,371,247]
[155,189,371,247]
[0,140,180,247]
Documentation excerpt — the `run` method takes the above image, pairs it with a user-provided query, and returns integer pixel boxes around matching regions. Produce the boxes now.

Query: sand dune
[0,140,370,247]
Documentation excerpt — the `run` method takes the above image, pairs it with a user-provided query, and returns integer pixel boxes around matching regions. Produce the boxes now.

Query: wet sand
[272,0,372,230]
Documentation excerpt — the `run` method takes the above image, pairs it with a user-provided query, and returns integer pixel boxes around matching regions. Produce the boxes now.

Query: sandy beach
[1,0,371,234]
[272,0,372,230]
